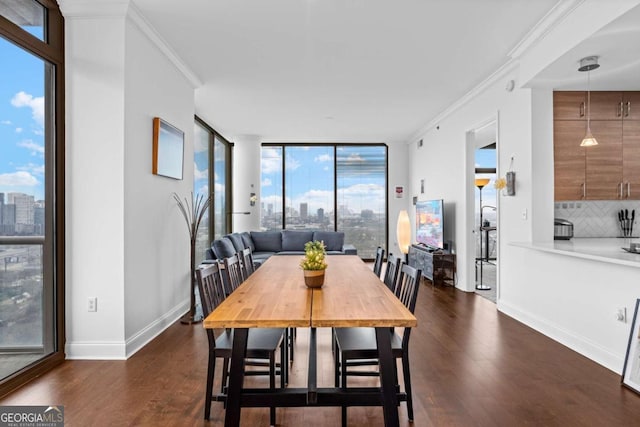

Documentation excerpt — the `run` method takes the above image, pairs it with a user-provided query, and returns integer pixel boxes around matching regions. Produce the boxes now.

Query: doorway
[467,120,498,303]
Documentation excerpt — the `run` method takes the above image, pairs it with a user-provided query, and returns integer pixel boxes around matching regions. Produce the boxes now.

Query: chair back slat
[196,263,226,317]
[396,263,421,314]
[196,263,226,349]
[373,246,385,278]
[383,253,401,294]
[223,254,244,294]
[240,247,255,279]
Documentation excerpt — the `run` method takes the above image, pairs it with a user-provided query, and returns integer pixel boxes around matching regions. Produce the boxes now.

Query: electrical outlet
[616,307,627,323]
[88,297,97,312]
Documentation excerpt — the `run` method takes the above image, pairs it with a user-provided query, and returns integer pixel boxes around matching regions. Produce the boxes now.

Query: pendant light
[578,56,600,147]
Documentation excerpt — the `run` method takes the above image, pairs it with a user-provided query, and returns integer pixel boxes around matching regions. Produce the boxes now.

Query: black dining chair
[333,263,422,425]
[383,252,401,294]
[373,246,385,278]
[239,247,256,279]
[196,263,287,424]
[223,254,245,294]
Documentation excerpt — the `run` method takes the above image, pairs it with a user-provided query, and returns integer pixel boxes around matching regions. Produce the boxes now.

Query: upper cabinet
[554,91,640,121]
[554,91,640,201]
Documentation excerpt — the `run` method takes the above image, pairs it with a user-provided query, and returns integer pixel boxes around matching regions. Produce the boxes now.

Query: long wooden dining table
[203,254,417,427]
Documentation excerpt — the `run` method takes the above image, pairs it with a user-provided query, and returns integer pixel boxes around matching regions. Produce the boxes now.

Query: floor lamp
[475,178,491,291]
[397,210,411,263]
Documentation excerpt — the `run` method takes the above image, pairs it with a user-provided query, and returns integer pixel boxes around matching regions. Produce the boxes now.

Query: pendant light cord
[586,70,591,131]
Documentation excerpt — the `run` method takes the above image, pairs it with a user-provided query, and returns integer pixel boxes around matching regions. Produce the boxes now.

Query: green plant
[300,240,328,271]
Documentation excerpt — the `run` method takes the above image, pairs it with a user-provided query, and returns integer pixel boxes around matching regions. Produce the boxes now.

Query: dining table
[203,254,417,427]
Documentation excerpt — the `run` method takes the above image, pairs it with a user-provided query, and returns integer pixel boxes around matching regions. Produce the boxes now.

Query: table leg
[307,327,317,404]
[225,328,248,427]
[375,327,399,427]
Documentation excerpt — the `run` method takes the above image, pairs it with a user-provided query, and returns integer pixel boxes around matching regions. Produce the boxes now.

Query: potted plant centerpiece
[300,240,328,288]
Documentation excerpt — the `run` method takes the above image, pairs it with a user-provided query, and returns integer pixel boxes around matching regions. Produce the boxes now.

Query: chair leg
[270,353,276,426]
[204,352,216,420]
[334,343,340,387]
[289,327,295,362]
[402,352,414,422]
[280,339,287,388]
[341,351,347,427]
[221,357,229,394]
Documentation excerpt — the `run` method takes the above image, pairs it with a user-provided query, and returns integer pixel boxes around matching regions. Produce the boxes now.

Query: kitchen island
[511,238,640,269]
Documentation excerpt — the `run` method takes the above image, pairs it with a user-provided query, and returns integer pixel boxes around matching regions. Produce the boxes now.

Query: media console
[408,244,456,286]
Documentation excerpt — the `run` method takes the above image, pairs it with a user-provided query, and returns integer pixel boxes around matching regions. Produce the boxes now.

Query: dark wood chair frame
[333,263,422,426]
[197,263,287,424]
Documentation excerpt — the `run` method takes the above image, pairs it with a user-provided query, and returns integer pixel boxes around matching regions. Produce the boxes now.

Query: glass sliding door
[336,145,387,259]
[0,0,65,393]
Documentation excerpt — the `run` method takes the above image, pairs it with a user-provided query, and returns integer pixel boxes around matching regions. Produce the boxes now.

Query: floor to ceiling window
[260,143,387,259]
[194,117,232,264]
[0,0,65,395]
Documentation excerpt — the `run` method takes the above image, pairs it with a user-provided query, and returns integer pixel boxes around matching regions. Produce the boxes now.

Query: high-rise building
[8,192,35,225]
[317,208,324,221]
[300,203,308,219]
[0,193,4,225]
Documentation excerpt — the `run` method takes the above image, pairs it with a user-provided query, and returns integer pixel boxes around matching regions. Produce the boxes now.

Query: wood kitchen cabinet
[554,91,640,201]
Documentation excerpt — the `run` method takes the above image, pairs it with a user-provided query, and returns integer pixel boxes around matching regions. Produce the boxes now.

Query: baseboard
[65,300,188,360]
[498,300,623,374]
[124,300,189,358]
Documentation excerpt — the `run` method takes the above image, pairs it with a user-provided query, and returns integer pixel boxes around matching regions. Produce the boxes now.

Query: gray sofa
[204,230,357,265]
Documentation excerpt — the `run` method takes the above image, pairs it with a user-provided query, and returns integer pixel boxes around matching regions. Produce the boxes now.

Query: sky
[0,34,46,201]
[261,145,386,216]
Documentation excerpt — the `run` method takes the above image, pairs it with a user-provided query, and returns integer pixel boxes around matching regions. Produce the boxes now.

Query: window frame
[261,142,388,261]
[0,0,65,397]
[194,116,233,242]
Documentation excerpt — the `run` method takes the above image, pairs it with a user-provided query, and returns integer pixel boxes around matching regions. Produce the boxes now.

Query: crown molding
[405,0,585,145]
[127,3,202,88]
[508,0,586,59]
[406,60,519,145]
[57,0,130,18]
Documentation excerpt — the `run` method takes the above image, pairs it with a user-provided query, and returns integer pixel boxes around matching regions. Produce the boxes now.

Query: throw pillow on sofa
[282,230,313,252]
[212,237,236,259]
[225,233,246,252]
[313,231,345,252]
[250,231,282,253]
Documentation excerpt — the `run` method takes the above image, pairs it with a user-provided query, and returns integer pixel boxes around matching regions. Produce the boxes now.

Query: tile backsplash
[554,200,640,237]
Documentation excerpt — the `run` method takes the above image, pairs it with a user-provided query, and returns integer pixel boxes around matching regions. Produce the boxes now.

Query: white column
[232,135,262,232]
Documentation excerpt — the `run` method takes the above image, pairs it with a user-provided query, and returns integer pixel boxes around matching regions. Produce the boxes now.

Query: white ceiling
[529,3,640,91]
[130,0,578,143]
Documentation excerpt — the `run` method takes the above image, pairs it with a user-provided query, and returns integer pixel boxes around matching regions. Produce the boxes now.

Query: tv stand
[408,244,456,286]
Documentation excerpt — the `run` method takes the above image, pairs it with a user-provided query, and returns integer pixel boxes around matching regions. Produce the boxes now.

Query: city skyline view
[0,35,46,202]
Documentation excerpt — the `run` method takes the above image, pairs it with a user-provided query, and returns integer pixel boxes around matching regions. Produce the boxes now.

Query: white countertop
[510,238,640,268]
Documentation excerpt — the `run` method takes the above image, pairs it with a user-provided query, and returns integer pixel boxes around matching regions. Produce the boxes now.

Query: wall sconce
[249,192,257,206]
[397,210,411,255]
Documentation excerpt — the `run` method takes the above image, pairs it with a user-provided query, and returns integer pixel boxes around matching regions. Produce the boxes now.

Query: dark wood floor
[2,281,640,426]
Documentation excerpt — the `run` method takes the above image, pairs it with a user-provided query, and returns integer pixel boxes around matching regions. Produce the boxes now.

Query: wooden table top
[311,256,417,328]
[203,255,416,329]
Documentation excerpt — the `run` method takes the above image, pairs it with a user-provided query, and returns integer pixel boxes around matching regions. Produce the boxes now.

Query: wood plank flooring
[2,281,640,426]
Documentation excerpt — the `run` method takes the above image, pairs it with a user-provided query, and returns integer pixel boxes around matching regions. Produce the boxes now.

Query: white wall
[406,1,640,373]
[123,18,195,351]
[63,3,196,359]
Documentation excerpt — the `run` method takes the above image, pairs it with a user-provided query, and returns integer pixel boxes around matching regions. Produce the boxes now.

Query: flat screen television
[415,199,444,249]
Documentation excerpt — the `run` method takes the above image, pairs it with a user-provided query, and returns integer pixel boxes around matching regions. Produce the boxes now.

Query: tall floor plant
[173,192,212,324]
